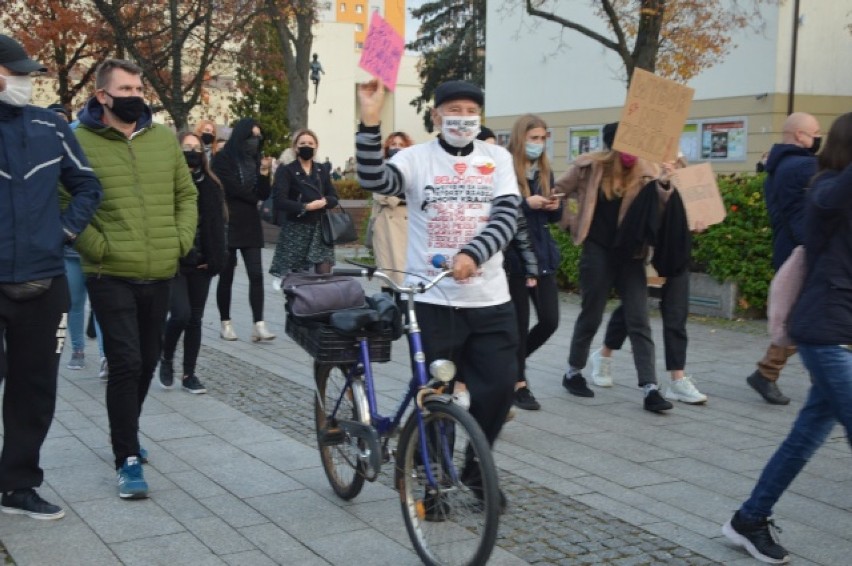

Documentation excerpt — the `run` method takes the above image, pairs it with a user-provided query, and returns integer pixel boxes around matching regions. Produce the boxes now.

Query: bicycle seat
[329,308,380,336]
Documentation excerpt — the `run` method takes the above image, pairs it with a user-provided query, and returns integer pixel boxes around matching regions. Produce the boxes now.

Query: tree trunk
[628,0,665,81]
[267,0,314,131]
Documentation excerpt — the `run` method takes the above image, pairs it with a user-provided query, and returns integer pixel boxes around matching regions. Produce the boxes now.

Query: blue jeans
[64,257,104,356]
[740,344,852,521]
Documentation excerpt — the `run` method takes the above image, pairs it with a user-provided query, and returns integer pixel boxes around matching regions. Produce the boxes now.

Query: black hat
[602,122,618,150]
[47,103,71,120]
[434,80,484,108]
[0,35,47,73]
[476,126,496,142]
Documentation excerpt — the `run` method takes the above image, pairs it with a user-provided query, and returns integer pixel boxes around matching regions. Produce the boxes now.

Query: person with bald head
[747,112,821,405]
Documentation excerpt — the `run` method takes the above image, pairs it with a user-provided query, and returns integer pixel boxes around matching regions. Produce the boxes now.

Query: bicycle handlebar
[332,261,452,296]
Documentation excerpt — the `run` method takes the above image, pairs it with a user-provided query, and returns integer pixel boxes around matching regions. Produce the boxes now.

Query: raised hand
[357,79,385,127]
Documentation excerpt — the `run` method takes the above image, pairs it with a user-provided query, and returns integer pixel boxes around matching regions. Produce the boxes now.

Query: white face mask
[440,114,481,148]
[0,74,33,107]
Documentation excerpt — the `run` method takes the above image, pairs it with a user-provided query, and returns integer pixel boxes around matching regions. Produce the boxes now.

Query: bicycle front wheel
[395,400,499,566]
[314,362,367,500]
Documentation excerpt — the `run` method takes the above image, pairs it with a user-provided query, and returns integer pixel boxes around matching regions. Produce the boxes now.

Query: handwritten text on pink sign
[358,12,405,91]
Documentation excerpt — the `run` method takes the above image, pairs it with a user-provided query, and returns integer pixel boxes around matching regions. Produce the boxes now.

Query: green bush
[550,173,774,316]
[333,179,371,200]
[691,173,773,313]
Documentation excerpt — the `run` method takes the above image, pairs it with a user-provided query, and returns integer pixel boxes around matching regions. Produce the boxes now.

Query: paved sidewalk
[1,246,849,565]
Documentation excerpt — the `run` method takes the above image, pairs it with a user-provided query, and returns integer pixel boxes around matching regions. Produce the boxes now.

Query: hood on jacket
[765,143,812,174]
[76,95,153,132]
[221,117,264,163]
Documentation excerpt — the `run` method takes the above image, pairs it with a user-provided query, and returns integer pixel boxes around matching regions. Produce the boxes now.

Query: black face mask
[808,136,822,155]
[201,133,215,146]
[184,151,203,169]
[244,136,260,157]
[297,146,315,161]
[387,148,400,158]
[106,93,146,124]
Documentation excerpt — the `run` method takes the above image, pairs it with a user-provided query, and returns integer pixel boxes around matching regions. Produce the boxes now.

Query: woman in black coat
[269,128,339,277]
[212,118,274,342]
[160,132,228,393]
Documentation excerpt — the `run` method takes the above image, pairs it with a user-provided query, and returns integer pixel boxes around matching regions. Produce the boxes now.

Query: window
[355,4,363,13]
[339,2,346,12]
[355,23,363,32]
[568,126,603,161]
[355,42,364,49]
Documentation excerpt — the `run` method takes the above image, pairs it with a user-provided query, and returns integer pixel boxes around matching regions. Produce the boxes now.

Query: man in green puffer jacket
[74,59,197,501]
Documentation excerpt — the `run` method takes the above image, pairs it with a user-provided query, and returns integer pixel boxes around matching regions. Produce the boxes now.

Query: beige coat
[555,153,660,245]
[370,195,408,285]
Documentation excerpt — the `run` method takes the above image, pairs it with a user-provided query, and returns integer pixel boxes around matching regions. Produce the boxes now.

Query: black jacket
[652,189,691,277]
[180,171,228,276]
[273,159,339,224]
[789,164,852,344]
[764,143,817,269]
[212,118,270,248]
[503,170,561,276]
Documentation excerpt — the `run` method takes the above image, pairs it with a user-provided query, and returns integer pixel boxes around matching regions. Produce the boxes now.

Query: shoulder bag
[321,204,358,246]
[281,272,366,321]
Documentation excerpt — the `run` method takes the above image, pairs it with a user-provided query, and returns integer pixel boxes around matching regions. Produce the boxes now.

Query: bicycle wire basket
[285,315,393,364]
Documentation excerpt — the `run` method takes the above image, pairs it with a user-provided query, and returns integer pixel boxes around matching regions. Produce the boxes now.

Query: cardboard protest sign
[613,68,695,163]
[358,12,405,91]
[671,163,727,230]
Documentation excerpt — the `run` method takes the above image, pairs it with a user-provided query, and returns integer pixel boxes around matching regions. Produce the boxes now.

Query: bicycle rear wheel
[314,362,367,500]
[395,400,499,566]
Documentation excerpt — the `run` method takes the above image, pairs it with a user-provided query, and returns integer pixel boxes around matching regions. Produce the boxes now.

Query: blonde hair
[585,150,653,201]
[507,114,552,197]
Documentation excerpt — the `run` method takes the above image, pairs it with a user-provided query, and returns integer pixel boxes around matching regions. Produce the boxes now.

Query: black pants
[0,275,69,491]
[605,268,689,371]
[415,301,518,446]
[87,277,171,468]
[507,273,560,383]
[217,247,264,323]
[163,270,212,377]
[569,241,656,386]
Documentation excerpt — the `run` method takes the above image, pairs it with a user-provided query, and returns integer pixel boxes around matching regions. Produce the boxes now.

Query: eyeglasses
[182,145,202,152]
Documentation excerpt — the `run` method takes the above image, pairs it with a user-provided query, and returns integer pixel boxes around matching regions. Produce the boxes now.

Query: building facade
[485,1,852,174]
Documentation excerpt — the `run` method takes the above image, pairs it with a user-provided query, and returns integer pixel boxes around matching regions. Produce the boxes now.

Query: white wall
[485,1,852,118]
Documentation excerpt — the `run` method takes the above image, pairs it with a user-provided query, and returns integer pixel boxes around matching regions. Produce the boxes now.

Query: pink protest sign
[358,11,405,91]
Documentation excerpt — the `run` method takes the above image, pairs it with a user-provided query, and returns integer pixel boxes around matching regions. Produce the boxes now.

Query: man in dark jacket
[0,35,102,520]
[747,112,820,405]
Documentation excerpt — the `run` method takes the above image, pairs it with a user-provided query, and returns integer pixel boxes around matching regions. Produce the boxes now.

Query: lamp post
[786,0,801,116]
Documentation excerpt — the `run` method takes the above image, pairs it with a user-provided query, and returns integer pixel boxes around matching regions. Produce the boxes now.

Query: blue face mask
[525,142,544,160]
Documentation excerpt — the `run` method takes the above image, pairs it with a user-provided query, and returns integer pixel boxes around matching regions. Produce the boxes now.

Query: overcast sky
[404,0,426,45]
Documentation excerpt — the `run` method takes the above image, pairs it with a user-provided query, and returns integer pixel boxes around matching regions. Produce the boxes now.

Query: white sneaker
[589,348,613,387]
[220,320,238,341]
[271,277,282,292]
[98,357,109,381]
[665,376,708,404]
[451,389,470,410]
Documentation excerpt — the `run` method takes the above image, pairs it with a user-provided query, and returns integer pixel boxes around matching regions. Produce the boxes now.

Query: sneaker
[159,358,175,389]
[117,456,148,499]
[665,376,708,404]
[0,488,65,520]
[66,351,85,370]
[562,373,594,397]
[643,388,673,412]
[747,371,790,405]
[722,511,790,564]
[589,348,613,387]
[139,446,149,464]
[182,374,207,394]
[98,357,109,381]
[513,386,541,410]
[451,388,470,410]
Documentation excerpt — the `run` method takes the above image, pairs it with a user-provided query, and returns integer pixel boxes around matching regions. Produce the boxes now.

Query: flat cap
[434,80,484,108]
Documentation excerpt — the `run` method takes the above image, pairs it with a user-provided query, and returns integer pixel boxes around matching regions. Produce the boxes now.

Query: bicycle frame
[327,266,455,489]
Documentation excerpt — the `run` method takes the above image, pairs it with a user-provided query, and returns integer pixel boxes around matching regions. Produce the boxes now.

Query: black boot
[159,358,175,389]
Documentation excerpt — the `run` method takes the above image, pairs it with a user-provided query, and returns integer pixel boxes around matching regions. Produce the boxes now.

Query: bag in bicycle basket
[285,316,393,364]
[281,272,366,321]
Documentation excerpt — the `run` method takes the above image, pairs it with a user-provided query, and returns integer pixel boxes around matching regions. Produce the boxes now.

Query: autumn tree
[91,0,262,130]
[408,0,486,131]
[517,0,774,83]
[264,0,315,132]
[0,0,113,110]
[230,21,290,156]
